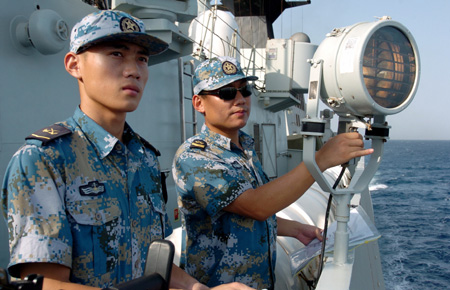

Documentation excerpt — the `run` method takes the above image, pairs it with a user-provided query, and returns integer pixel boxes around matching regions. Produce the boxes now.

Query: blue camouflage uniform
[1,107,172,288]
[172,124,277,289]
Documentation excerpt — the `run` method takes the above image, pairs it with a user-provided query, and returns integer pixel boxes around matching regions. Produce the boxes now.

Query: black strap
[301,121,325,134]
[160,171,169,204]
[365,127,389,138]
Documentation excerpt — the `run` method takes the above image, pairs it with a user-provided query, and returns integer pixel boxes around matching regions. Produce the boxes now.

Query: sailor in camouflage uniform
[172,57,374,289]
[3,109,170,287]
[2,11,253,290]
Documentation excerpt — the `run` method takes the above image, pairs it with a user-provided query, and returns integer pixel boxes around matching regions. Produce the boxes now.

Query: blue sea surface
[369,140,450,289]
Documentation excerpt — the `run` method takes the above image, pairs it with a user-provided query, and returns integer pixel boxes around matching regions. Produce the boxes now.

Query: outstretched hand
[315,132,373,171]
[293,223,324,246]
[277,218,323,246]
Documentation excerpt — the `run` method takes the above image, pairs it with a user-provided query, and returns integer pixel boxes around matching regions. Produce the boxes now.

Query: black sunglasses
[199,85,252,100]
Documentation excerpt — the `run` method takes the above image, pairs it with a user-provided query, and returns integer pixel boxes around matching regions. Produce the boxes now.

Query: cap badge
[222,61,238,75]
[120,17,141,32]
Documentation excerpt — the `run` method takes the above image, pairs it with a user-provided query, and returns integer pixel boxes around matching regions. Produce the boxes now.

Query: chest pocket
[67,197,121,225]
[228,157,258,188]
[66,197,123,285]
[145,191,166,238]
[148,192,164,214]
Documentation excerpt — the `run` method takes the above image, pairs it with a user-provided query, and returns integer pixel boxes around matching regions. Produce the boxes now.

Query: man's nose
[124,60,141,79]
[234,89,246,104]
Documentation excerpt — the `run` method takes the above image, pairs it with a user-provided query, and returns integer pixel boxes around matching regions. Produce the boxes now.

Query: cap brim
[76,32,169,56]
[206,75,259,91]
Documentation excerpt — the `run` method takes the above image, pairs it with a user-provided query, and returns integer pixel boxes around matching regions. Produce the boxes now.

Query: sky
[273,0,450,140]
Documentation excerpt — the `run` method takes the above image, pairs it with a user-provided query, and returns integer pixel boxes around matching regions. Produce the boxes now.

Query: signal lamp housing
[314,18,420,117]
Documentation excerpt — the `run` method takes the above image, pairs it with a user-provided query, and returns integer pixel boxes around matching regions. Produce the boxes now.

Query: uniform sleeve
[2,144,72,277]
[172,147,253,219]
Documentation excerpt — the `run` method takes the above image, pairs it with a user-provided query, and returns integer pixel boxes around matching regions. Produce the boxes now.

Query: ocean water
[368,140,450,289]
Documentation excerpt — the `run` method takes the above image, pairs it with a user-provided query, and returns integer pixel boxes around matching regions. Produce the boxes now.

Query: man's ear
[64,52,82,79]
[192,94,205,114]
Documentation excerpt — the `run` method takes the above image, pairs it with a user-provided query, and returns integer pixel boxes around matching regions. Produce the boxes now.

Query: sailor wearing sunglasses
[172,56,373,289]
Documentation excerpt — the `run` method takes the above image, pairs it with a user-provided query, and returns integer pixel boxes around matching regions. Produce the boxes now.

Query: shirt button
[135,260,140,268]
[116,143,122,150]
[132,220,139,227]
[95,212,102,221]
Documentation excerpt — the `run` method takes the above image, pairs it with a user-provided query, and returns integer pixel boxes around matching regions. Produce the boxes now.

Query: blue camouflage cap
[193,56,258,95]
[70,10,168,55]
